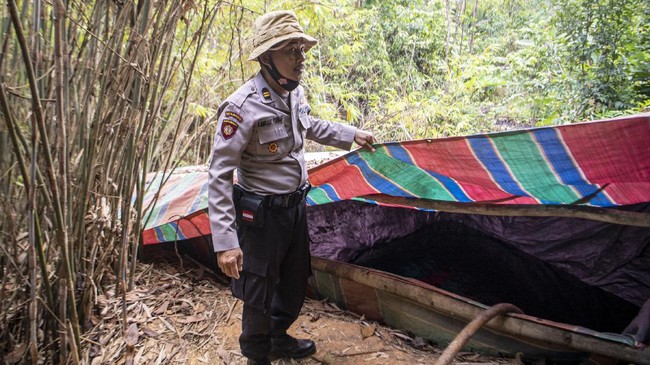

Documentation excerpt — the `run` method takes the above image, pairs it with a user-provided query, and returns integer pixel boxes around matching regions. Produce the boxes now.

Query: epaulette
[217,79,256,117]
[229,79,257,108]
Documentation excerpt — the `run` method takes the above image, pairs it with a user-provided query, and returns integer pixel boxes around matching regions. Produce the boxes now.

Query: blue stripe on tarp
[190,180,210,212]
[154,226,165,242]
[320,183,342,201]
[385,144,472,202]
[145,200,170,229]
[468,136,535,200]
[532,128,612,206]
[168,221,187,240]
[346,153,414,197]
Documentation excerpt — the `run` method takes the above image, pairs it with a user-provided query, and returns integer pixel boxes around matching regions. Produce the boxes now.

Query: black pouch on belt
[236,191,266,228]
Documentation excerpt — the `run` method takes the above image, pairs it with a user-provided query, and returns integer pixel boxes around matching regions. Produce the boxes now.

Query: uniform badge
[221,120,238,140]
[225,111,243,122]
[242,210,254,222]
[268,142,278,153]
[262,88,272,101]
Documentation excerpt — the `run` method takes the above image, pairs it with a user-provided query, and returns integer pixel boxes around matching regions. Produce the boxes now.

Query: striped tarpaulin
[140,167,211,245]
[307,113,650,207]
[140,113,650,244]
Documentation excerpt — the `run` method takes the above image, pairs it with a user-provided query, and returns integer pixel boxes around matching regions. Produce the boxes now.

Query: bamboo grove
[0,0,647,363]
[0,1,233,363]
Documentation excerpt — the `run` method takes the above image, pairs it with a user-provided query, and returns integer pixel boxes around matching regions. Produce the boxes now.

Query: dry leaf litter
[82,246,517,365]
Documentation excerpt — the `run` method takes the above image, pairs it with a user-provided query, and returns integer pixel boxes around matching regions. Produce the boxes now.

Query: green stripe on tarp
[361,147,456,201]
[159,223,181,241]
[307,186,334,205]
[491,132,581,203]
[142,176,166,229]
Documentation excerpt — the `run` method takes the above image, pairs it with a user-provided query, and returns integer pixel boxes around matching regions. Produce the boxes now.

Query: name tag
[258,123,288,144]
[256,117,281,127]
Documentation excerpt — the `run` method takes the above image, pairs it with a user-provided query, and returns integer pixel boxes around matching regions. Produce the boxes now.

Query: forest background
[0,0,648,363]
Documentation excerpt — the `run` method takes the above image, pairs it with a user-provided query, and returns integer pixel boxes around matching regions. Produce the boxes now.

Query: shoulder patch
[262,88,272,101]
[225,111,243,123]
[221,120,239,140]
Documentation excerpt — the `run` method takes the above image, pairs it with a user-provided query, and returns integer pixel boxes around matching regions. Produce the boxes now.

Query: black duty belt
[264,181,311,209]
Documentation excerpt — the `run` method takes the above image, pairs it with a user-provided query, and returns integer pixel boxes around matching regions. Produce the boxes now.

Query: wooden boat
[309,256,649,364]
[140,113,650,364]
[174,232,649,364]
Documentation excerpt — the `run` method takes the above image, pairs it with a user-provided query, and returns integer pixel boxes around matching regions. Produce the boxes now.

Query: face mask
[263,57,300,92]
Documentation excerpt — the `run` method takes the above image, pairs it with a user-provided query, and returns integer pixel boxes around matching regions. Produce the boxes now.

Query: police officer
[208,10,375,365]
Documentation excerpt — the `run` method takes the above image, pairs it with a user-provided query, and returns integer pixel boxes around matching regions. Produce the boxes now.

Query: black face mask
[263,57,300,92]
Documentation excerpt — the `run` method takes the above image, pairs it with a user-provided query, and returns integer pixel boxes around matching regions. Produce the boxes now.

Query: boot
[246,357,271,365]
[270,334,316,359]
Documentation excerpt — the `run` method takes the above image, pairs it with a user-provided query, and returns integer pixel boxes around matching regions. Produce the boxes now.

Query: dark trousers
[232,199,310,359]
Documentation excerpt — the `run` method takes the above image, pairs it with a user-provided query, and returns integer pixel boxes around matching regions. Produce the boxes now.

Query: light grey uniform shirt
[208,72,357,252]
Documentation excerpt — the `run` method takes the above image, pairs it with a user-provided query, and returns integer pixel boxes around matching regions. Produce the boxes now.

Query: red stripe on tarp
[142,229,160,245]
[177,211,211,238]
[309,158,380,199]
[142,210,210,245]
[401,139,539,204]
[558,116,650,205]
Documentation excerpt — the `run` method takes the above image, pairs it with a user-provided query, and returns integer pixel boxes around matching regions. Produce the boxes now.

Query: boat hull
[308,256,650,364]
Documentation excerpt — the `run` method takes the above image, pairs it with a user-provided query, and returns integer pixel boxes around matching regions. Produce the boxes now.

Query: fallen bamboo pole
[366,195,650,227]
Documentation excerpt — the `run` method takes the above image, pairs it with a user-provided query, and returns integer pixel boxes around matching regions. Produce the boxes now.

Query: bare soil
[82,251,514,365]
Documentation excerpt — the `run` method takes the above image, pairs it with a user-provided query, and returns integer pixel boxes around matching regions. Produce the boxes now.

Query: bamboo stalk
[0,102,59,353]
[28,167,38,365]
[7,0,81,359]
[73,1,110,301]
[28,0,41,362]
[53,0,69,260]
[129,0,168,289]
[0,84,30,192]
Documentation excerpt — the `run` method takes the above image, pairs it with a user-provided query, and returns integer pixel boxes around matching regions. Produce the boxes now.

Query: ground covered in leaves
[82,250,516,365]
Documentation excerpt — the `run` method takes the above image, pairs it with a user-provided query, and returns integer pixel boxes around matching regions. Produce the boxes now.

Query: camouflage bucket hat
[247,10,318,61]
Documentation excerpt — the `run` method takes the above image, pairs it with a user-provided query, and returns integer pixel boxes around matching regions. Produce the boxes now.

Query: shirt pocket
[257,123,288,144]
[255,121,291,159]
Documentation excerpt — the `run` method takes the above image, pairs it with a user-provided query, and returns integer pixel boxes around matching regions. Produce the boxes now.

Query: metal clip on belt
[265,182,311,208]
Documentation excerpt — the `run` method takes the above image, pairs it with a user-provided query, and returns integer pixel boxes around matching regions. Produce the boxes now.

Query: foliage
[552,0,648,119]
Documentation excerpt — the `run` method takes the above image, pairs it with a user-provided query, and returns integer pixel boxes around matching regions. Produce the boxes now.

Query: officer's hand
[217,248,244,279]
[354,129,376,152]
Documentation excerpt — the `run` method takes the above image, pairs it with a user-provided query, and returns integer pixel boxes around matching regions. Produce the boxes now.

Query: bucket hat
[247,10,318,61]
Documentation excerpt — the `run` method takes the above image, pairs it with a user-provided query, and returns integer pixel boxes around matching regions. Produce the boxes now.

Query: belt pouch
[237,192,266,228]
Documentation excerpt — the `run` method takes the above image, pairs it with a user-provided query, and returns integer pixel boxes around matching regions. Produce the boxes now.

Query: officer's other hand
[354,129,376,152]
[217,248,244,279]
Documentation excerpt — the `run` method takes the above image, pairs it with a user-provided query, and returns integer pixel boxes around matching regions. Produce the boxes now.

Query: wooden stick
[434,303,523,365]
